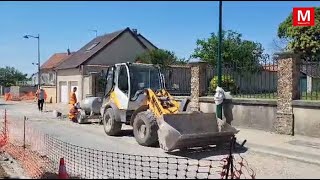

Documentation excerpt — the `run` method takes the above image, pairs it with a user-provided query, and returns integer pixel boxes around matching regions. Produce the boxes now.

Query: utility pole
[217,1,223,120]
[37,34,40,89]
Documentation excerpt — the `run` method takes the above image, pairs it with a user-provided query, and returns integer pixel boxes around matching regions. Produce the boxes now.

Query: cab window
[118,65,129,93]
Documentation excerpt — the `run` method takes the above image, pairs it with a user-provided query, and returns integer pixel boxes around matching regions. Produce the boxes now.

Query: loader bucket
[157,112,239,152]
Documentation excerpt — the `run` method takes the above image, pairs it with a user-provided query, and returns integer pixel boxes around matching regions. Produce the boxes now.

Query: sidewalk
[236,127,320,166]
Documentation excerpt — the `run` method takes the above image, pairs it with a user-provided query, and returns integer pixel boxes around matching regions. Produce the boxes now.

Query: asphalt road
[1,99,320,179]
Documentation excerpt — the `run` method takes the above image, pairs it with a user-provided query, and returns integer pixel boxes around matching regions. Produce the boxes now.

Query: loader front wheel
[103,108,122,136]
[133,111,159,147]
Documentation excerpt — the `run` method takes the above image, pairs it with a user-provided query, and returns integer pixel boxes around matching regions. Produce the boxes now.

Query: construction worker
[35,88,47,112]
[68,87,78,122]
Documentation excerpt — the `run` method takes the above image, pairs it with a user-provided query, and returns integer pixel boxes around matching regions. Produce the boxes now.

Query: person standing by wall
[35,88,47,112]
[68,87,78,122]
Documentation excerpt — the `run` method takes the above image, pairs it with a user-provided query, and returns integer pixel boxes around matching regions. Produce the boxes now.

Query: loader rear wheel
[103,108,122,136]
[133,111,159,147]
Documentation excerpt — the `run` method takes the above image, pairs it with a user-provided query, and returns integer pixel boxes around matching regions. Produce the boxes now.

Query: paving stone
[199,160,211,167]
[168,163,178,170]
[168,169,177,175]
[198,167,210,173]
[188,159,199,166]
[159,158,168,163]
[150,162,158,167]
[178,164,187,170]
[187,165,198,172]
[197,173,209,179]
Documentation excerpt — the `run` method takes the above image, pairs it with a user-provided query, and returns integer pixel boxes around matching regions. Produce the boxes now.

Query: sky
[0,1,319,75]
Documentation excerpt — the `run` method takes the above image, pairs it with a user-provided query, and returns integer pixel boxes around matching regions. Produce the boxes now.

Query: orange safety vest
[69,92,77,105]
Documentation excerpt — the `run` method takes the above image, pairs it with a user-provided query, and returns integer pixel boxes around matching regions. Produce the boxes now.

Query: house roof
[40,52,72,70]
[137,34,158,49]
[263,64,278,72]
[263,63,320,78]
[55,27,150,70]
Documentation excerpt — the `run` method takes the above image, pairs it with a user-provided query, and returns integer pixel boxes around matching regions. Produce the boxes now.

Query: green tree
[0,66,29,86]
[136,49,187,68]
[277,7,320,61]
[192,30,268,71]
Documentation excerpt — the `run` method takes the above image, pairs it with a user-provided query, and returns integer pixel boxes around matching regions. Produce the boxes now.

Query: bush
[208,75,239,94]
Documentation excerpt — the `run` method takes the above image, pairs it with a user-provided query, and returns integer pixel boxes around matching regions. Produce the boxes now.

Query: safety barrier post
[23,116,26,149]
[4,109,7,138]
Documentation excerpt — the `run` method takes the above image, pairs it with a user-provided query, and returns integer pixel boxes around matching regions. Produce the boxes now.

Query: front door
[114,64,130,110]
[60,82,68,103]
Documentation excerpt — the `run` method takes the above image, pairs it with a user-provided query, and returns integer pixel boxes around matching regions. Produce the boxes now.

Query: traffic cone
[58,157,69,179]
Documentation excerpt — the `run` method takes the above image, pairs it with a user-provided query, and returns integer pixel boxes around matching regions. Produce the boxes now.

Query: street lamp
[23,34,40,88]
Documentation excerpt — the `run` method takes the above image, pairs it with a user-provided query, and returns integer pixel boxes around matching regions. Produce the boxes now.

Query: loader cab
[128,64,163,99]
[103,63,164,111]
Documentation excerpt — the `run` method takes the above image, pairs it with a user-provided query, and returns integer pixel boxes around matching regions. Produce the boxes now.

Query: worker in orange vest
[68,87,78,122]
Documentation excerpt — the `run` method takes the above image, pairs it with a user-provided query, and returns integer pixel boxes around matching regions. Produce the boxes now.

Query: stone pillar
[189,61,207,111]
[275,52,300,135]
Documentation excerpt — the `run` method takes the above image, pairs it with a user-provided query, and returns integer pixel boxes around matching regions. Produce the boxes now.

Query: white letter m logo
[298,10,310,22]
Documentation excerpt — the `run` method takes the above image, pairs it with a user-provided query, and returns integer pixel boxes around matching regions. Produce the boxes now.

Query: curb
[244,142,320,166]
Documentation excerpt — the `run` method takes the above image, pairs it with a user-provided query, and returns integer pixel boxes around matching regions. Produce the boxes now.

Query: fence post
[275,52,300,135]
[4,109,7,140]
[23,116,26,149]
[189,60,207,111]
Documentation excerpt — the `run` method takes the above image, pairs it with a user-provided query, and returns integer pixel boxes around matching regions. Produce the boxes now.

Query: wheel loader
[100,62,238,152]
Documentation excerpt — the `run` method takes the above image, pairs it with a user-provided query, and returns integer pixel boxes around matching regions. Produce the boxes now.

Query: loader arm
[145,89,180,118]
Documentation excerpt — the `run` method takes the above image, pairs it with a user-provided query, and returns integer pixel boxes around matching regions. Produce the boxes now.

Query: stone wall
[200,98,277,132]
[293,101,320,138]
[186,52,320,138]
[175,96,320,138]
[275,53,300,135]
[189,65,200,111]
[189,61,207,111]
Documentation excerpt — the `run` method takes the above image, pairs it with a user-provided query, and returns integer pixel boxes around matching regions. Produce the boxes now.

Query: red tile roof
[40,53,72,70]
[263,64,278,72]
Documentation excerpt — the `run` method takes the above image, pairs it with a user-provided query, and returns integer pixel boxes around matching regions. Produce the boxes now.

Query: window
[129,65,161,99]
[104,67,115,96]
[86,42,100,51]
[118,66,129,93]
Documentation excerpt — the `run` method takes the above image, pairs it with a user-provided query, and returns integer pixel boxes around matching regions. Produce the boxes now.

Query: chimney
[67,48,71,55]
[132,29,138,35]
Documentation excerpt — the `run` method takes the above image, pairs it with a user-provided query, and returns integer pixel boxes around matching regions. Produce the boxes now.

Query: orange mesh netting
[3,144,54,179]
[0,109,256,179]
[4,92,36,101]
[4,93,12,101]
[20,92,36,101]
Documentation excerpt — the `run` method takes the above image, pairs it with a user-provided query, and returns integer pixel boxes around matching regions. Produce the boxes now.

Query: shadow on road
[40,172,80,179]
[166,142,248,160]
[114,129,134,137]
[0,104,13,106]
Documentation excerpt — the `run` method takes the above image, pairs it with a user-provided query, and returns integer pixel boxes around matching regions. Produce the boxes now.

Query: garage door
[70,81,79,102]
[60,82,68,103]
